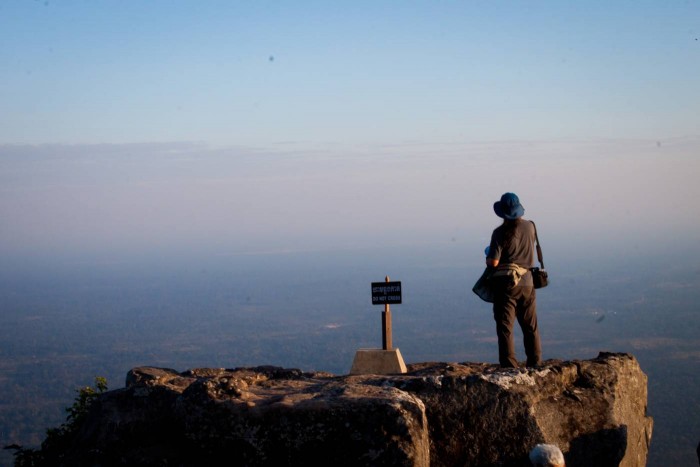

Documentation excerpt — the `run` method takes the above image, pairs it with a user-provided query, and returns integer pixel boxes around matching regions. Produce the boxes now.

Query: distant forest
[1,247,699,466]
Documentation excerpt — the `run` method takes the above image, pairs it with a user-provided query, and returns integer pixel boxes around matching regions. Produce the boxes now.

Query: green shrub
[5,377,108,467]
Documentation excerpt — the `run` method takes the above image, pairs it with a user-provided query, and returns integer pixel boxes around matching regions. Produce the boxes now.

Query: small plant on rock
[5,377,108,467]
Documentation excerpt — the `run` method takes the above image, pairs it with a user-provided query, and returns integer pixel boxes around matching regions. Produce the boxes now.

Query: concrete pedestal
[349,348,407,375]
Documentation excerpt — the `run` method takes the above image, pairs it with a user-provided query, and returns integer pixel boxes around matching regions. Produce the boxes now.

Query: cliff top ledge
[51,352,653,466]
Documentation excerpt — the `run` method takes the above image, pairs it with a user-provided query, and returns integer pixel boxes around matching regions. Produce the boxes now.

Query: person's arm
[486,230,500,268]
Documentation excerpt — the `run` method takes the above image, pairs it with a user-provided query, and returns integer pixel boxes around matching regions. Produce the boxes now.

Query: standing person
[486,192,542,368]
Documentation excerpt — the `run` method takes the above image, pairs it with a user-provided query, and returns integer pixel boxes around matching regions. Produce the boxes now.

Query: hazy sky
[1,2,699,263]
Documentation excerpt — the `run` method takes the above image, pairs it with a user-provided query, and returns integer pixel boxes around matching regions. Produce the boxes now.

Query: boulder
[50,353,652,466]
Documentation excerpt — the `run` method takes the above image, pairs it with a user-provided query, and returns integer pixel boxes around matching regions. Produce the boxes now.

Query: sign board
[371,281,402,305]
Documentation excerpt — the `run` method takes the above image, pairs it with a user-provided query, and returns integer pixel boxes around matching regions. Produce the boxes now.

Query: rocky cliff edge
[56,352,652,466]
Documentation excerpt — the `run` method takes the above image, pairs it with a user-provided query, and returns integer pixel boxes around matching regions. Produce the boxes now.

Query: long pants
[492,284,541,368]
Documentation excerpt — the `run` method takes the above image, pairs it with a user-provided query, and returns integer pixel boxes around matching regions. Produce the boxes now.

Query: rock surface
[56,352,652,466]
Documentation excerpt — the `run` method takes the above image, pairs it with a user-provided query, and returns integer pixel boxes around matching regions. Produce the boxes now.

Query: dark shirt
[487,219,536,287]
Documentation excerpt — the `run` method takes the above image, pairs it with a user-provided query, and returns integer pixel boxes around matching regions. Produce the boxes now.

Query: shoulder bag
[472,267,495,303]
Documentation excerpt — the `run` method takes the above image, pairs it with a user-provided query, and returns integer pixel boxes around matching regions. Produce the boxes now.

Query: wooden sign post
[383,300,392,350]
[371,276,402,350]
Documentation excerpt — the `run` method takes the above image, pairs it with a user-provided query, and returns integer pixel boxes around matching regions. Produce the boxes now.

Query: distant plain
[1,244,698,466]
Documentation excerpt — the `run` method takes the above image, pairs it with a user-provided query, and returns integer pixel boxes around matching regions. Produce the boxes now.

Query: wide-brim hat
[494,192,525,219]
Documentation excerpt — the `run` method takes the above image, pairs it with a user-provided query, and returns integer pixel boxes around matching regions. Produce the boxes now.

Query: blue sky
[0,2,699,263]
[2,1,698,145]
